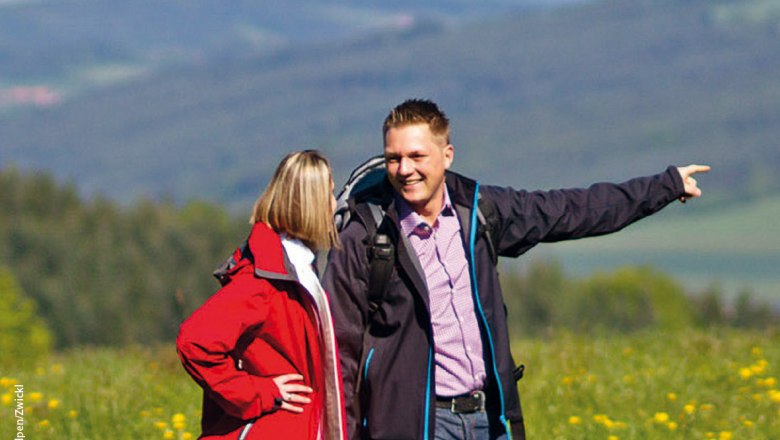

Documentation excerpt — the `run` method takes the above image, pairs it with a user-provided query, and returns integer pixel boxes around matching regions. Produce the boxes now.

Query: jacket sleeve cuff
[665,165,685,198]
[249,376,284,415]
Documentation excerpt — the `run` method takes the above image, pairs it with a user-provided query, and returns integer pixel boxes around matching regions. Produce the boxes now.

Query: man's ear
[443,144,454,170]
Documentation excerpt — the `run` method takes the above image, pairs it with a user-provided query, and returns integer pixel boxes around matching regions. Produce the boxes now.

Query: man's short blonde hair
[383,98,450,144]
[250,150,339,250]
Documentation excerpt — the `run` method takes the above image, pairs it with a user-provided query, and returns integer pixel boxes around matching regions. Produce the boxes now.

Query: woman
[177,150,346,440]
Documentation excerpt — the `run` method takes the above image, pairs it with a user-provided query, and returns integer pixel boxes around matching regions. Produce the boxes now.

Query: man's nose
[397,157,413,175]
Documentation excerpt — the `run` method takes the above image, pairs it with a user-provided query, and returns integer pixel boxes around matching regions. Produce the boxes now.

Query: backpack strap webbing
[351,201,395,430]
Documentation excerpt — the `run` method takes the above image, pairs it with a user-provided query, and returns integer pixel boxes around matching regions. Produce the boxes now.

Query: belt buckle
[451,390,486,414]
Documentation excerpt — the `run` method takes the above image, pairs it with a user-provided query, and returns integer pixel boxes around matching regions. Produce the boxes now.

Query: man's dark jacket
[323,167,685,440]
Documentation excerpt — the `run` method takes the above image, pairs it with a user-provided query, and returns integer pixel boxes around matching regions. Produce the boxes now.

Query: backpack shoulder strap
[476,191,501,266]
[350,199,395,430]
[352,201,395,315]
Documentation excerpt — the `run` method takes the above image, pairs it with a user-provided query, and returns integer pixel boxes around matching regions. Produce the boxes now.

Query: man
[323,99,709,440]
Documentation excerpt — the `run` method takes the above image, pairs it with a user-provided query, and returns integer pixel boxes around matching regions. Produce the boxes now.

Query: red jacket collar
[214,222,298,284]
[246,222,293,277]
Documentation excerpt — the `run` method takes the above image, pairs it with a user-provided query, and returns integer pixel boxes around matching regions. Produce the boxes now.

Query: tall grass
[2,328,779,438]
[515,328,780,439]
[0,345,202,439]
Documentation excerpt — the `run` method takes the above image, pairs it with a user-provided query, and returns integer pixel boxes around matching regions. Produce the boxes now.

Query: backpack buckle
[372,233,393,261]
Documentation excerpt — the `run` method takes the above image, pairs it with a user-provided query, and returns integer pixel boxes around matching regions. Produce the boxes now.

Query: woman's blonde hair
[250,150,339,250]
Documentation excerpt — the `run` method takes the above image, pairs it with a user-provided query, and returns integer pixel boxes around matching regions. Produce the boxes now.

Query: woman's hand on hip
[272,373,313,413]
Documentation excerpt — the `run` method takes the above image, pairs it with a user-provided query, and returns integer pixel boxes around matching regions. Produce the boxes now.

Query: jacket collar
[444,170,478,209]
[246,222,299,282]
[213,222,299,285]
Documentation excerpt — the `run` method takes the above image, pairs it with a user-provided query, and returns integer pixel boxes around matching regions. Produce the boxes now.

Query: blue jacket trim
[469,181,510,437]
[423,347,433,440]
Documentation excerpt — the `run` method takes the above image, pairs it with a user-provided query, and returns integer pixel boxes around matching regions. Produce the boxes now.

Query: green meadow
[2,329,779,439]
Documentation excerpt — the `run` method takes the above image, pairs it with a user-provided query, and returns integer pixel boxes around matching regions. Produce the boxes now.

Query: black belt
[435,390,486,413]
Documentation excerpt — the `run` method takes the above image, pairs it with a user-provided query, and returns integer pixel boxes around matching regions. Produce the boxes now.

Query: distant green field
[532,196,780,301]
[2,328,779,438]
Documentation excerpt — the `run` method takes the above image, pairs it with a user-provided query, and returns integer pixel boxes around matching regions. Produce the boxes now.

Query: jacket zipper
[469,182,512,439]
[362,348,375,429]
[237,421,254,440]
[423,346,433,440]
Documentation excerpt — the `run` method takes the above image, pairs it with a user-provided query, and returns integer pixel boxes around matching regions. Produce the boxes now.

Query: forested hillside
[1,0,778,212]
[0,167,246,347]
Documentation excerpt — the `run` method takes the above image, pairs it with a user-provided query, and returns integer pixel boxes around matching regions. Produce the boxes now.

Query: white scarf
[281,236,344,440]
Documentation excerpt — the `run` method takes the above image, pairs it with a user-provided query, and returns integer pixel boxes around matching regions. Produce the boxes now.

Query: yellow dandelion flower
[751,361,767,375]
[48,399,60,409]
[0,377,13,388]
[163,429,175,439]
[683,404,696,415]
[593,414,607,424]
[140,410,151,418]
[1,393,12,406]
[700,403,715,411]
[653,412,669,424]
[182,433,193,440]
[154,421,168,430]
[69,410,78,418]
[39,419,50,428]
[568,416,582,425]
[705,432,715,439]
[719,431,733,440]
[50,364,64,374]
[603,419,616,429]
[752,393,763,401]
[763,377,777,388]
[172,412,187,430]
[739,367,752,380]
[769,389,780,403]
[667,392,677,401]
[751,346,762,356]
[154,407,164,415]
[743,420,755,428]
[562,376,575,386]
[667,421,678,431]
[608,436,619,440]
[29,392,43,402]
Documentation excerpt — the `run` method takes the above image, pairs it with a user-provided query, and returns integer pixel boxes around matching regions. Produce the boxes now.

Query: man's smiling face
[384,122,454,219]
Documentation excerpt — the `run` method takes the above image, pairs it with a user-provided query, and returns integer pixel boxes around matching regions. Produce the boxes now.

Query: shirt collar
[396,186,454,238]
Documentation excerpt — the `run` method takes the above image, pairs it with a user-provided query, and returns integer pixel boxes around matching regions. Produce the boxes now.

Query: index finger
[686,164,711,174]
[274,373,304,384]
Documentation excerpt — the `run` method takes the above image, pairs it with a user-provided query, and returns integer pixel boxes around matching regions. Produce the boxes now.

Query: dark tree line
[501,260,777,339]
[0,167,247,347]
